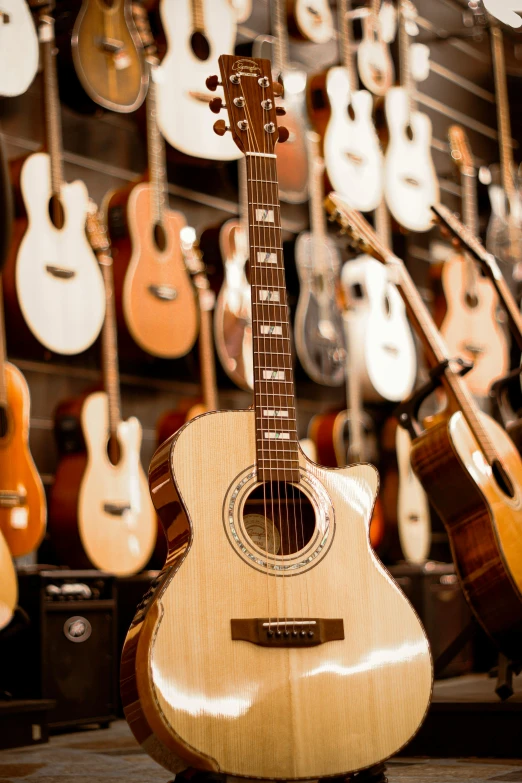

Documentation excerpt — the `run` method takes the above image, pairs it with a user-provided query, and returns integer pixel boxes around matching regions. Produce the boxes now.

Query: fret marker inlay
[255,208,274,223]
[260,324,282,335]
[264,432,290,440]
[257,251,277,264]
[263,409,289,417]
[263,370,285,380]
[259,290,280,302]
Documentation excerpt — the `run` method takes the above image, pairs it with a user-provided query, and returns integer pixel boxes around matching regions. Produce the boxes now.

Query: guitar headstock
[206,55,288,156]
[325,193,388,264]
[431,203,488,265]
[401,0,419,36]
[448,125,475,175]
[86,201,111,262]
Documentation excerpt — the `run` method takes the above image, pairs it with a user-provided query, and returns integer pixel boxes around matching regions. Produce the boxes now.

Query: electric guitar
[317,0,383,212]
[72,0,148,113]
[0,0,39,97]
[155,0,240,161]
[105,55,199,359]
[214,157,253,391]
[121,54,432,780]
[286,0,334,44]
[438,125,508,398]
[12,11,106,355]
[486,25,522,279]
[384,0,439,232]
[357,0,395,97]
[49,203,156,577]
[328,192,522,663]
[0,529,17,632]
[294,131,345,387]
[0,277,46,558]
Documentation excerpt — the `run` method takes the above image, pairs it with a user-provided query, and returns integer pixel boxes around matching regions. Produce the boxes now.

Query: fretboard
[338,0,357,92]
[246,153,299,482]
[239,156,249,244]
[307,131,327,245]
[399,1,415,115]
[271,0,289,75]
[191,0,205,33]
[491,26,515,202]
[99,243,122,437]
[40,16,64,195]
[147,61,167,225]
[461,168,479,293]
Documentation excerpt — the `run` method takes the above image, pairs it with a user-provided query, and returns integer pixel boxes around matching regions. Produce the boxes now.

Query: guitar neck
[375,199,392,248]
[461,169,479,237]
[338,0,357,91]
[238,156,249,244]
[40,15,64,194]
[246,153,300,483]
[0,277,8,408]
[271,0,289,74]
[343,310,363,462]
[100,253,122,437]
[307,131,327,243]
[399,1,415,114]
[194,273,219,413]
[146,62,168,225]
[191,0,206,33]
[491,26,515,201]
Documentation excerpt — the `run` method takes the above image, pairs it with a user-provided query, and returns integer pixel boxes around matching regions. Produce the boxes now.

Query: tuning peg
[275,106,286,116]
[273,82,284,98]
[213,119,230,136]
[209,97,225,114]
[206,75,221,92]
[278,126,290,144]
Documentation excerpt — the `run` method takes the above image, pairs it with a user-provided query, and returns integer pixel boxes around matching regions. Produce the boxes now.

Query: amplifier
[389,561,473,679]
[0,569,117,730]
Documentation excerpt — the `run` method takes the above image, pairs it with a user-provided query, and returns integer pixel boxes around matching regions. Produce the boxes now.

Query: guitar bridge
[0,491,26,508]
[148,284,178,301]
[97,37,125,54]
[103,502,131,516]
[463,344,485,356]
[45,265,76,280]
[231,618,344,647]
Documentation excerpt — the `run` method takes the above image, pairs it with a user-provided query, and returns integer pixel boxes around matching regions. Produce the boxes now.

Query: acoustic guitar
[72,0,148,113]
[286,0,333,44]
[438,125,508,398]
[120,54,432,780]
[0,529,17,632]
[11,11,106,355]
[357,0,395,97]
[49,204,156,577]
[105,55,199,359]
[0,277,46,558]
[294,131,345,387]
[328,192,522,663]
[228,0,251,23]
[0,0,39,97]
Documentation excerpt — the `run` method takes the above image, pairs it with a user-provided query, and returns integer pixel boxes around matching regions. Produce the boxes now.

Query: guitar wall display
[121,55,432,780]
[287,0,334,44]
[357,0,395,96]
[0,0,39,97]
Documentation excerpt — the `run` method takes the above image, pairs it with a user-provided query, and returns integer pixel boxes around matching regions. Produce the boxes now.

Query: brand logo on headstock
[232,58,261,76]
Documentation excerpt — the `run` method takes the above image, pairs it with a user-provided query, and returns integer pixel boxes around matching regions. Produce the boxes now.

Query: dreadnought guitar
[0,277,46,558]
[286,0,334,44]
[49,204,156,577]
[357,0,395,97]
[328,192,522,663]
[155,0,240,161]
[72,0,148,112]
[316,0,383,212]
[438,125,508,398]
[13,11,106,355]
[294,131,345,386]
[105,55,199,358]
[0,0,39,97]
[384,0,439,232]
[121,54,432,780]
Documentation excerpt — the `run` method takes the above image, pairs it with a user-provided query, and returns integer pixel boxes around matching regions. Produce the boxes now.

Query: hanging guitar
[357,0,395,97]
[0,529,17,632]
[286,0,334,44]
[0,0,39,97]
[120,54,432,780]
[328,192,522,664]
[49,203,156,576]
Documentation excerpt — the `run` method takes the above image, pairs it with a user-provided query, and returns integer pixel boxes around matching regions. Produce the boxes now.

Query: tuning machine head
[209,97,225,114]
[213,119,230,136]
[206,75,222,92]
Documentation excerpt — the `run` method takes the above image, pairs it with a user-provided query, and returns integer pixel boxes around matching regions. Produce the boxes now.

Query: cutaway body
[122,409,432,778]
[0,362,46,557]
[0,0,39,98]
[15,153,105,355]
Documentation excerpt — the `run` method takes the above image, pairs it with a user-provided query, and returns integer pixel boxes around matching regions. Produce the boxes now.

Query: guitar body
[15,153,105,355]
[229,0,252,23]
[120,183,198,358]
[286,0,333,44]
[50,392,156,576]
[157,0,240,161]
[0,0,39,98]
[341,256,417,402]
[294,232,345,386]
[122,409,432,778]
[72,0,148,112]
[0,362,46,557]
[440,255,508,398]
[323,68,383,213]
[357,12,394,97]
[275,69,309,204]
[411,410,522,660]
[396,425,430,564]
[214,219,253,391]
[0,529,17,632]
[384,88,439,232]
[486,183,522,273]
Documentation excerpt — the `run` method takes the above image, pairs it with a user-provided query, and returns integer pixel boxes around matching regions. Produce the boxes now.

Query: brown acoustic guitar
[328,192,522,664]
[0,528,17,632]
[105,55,199,359]
[72,0,148,113]
[0,276,46,558]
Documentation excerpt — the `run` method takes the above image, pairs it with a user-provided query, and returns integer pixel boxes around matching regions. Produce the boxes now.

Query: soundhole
[0,405,8,439]
[465,292,479,309]
[351,282,364,299]
[406,124,414,141]
[492,459,515,499]
[48,195,65,229]
[347,103,356,121]
[243,482,316,556]
[106,435,122,467]
[153,222,167,252]
[191,31,210,61]
[384,294,392,317]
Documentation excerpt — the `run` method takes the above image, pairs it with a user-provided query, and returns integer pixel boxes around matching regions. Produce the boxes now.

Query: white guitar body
[0,529,17,631]
[396,425,430,564]
[78,391,156,577]
[228,0,252,22]
[324,68,383,213]
[341,256,417,402]
[291,0,333,43]
[16,153,105,355]
[157,0,241,161]
[384,88,439,232]
[0,0,39,97]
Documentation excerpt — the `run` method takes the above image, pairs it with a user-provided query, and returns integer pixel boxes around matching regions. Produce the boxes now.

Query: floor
[0,721,521,783]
